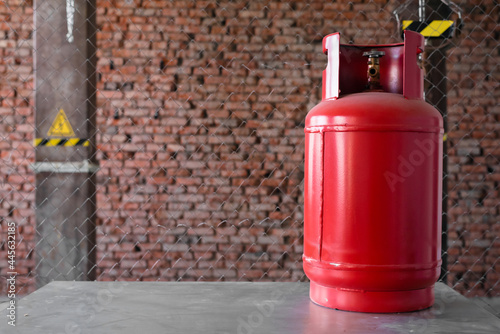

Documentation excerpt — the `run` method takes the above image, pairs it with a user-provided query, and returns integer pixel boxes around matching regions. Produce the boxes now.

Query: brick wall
[0,0,35,295]
[445,0,500,296]
[92,0,394,284]
[0,0,498,297]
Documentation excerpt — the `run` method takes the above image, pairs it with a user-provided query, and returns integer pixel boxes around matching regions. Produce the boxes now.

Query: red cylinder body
[303,31,443,313]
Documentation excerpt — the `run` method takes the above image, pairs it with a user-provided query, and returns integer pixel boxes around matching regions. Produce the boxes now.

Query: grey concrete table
[2,282,500,333]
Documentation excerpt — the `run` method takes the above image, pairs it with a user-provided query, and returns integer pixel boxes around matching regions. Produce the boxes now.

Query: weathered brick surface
[445,0,500,297]
[92,0,400,287]
[0,0,35,296]
[0,0,498,297]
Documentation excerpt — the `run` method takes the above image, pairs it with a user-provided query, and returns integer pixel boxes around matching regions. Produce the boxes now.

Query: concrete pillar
[33,0,97,287]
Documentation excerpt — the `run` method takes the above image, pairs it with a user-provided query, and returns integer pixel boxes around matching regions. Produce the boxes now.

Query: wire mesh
[0,0,498,299]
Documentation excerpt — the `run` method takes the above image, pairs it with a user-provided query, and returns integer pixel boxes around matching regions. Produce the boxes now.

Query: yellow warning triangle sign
[47,109,75,137]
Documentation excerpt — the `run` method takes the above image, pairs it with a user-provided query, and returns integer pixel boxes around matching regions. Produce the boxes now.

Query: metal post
[423,0,453,282]
[425,45,448,282]
[33,0,97,287]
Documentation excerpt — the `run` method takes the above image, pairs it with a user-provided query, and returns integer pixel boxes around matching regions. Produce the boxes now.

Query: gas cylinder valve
[362,50,385,90]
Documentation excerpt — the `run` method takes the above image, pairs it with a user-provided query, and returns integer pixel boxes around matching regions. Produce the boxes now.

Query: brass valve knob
[363,50,385,91]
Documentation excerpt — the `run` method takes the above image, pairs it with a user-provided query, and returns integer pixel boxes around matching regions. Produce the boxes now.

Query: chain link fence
[0,0,498,300]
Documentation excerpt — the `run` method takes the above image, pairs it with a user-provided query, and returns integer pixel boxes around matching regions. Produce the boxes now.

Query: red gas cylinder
[303,31,443,313]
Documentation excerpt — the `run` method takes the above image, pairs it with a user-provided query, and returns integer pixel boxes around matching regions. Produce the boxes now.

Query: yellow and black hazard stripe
[402,20,454,38]
[34,138,90,147]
